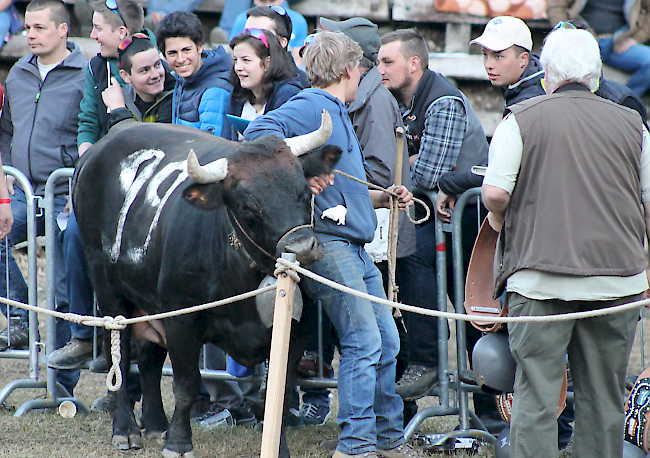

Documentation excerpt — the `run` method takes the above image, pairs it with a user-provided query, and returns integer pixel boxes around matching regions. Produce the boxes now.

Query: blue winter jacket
[171,47,233,135]
[244,88,377,244]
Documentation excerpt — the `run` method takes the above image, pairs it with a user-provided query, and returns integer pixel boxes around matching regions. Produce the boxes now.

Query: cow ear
[299,145,342,179]
[183,183,224,210]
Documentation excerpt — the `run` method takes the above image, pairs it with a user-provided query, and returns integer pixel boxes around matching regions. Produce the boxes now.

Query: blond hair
[303,31,362,88]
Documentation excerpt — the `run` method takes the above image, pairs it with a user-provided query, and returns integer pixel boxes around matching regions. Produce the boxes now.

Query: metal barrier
[403,188,496,446]
[0,167,54,412]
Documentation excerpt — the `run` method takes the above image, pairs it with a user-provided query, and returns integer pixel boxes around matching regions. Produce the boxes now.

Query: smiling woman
[224,27,301,140]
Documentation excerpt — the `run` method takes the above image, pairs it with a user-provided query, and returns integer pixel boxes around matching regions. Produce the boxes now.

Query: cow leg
[162,319,201,457]
[138,340,169,441]
[111,326,143,450]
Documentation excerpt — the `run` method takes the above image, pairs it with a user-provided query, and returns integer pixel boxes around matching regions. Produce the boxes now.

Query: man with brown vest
[482,28,650,458]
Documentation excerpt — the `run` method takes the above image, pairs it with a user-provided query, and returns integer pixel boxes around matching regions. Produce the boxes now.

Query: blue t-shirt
[229,6,308,49]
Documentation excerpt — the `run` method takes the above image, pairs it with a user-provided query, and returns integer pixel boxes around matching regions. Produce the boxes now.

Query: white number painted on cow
[110,149,188,263]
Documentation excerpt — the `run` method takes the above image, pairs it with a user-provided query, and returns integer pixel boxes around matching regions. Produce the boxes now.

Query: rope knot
[275,258,301,283]
[103,315,127,330]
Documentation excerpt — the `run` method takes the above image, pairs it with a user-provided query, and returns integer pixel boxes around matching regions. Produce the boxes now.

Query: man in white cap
[470,16,544,107]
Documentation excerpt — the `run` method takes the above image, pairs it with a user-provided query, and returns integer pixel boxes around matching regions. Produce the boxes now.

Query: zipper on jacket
[26,81,44,186]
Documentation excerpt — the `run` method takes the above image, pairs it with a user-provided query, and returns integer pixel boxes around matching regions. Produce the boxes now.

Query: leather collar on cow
[227,207,276,276]
[226,196,316,276]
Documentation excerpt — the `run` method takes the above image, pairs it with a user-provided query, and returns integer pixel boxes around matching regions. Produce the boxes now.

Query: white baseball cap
[470,16,532,52]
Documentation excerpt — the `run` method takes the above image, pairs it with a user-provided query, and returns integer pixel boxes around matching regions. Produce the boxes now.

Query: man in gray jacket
[0,0,86,395]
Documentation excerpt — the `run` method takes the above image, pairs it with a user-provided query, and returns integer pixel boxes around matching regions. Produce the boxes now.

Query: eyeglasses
[551,21,577,32]
[266,5,292,40]
[105,0,126,27]
[118,32,148,53]
[245,28,269,48]
[299,33,316,57]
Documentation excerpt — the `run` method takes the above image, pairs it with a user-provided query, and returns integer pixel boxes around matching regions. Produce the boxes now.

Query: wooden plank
[428,53,487,80]
[259,262,297,458]
[292,0,389,21]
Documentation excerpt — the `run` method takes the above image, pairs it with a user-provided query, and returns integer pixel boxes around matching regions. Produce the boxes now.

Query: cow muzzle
[276,227,323,266]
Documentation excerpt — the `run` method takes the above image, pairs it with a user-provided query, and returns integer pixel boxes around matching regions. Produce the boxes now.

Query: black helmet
[472,333,516,393]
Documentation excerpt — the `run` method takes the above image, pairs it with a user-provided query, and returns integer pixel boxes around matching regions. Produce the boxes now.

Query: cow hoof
[162,448,195,458]
[112,434,143,450]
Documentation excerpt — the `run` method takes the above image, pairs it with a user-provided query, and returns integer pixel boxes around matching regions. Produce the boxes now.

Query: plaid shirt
[411,96,467,191]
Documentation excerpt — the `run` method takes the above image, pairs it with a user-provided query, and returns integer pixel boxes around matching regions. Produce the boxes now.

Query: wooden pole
[387,127,405,303]
[259,253,297,458]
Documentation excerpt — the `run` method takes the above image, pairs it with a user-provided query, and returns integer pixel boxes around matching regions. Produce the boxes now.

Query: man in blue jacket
[0,0,85,395]
[156,11,232,136]
[245,30,420,458]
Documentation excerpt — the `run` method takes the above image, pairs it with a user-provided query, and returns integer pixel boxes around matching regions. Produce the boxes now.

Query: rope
[333,169,431,225]
[8,251,647,391]
[275,258,650,324]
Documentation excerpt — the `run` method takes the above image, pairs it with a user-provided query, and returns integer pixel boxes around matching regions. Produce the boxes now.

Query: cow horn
[284,110,333,157]
[187,149,228,184]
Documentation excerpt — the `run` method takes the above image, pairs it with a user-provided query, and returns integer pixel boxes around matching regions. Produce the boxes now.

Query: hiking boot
[299,402,331,426]
[395,365,438,401]
[377,444,425,458]
[91,392,116,413]
[297,350,333,378]
[331,451,378,458]
[0,322,29,350]
[47,338,96,369]
[89,355,109,373]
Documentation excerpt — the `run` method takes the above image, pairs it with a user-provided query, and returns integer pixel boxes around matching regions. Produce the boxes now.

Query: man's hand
[101,77,126,112]
[78,142,93,156]
[435,190,456,223]
[308,173,335,195]
[5,175,15,196]
[388,185,412,212]
[0,200,12,241]
[615,37,637,54]
[487,211,504,233]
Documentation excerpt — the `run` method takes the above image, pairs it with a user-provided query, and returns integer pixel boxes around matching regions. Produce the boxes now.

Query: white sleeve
[482,113,523,195]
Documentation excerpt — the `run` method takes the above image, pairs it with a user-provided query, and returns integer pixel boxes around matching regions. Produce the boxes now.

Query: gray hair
[540,28,601,91]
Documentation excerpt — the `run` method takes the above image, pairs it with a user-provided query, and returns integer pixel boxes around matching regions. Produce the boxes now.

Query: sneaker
[0,322,29,350]
[377,443,425,458]
[47,338,96,369]
[231,405,257,426]
[395,365,438,401]
[299,402,331,426]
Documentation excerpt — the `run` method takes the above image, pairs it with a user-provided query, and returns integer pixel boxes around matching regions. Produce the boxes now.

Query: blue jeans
[62,211,97,341]
[599,36,650,96]
[301,239,404,454]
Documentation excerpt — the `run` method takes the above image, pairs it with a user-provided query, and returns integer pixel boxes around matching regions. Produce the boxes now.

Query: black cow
[73,113,340,458]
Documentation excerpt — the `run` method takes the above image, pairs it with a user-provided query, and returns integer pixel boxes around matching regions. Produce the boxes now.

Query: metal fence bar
[0,167,44,409]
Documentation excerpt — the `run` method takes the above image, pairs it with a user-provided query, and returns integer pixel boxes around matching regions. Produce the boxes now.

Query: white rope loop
[107,325,123,391]
[274,259,300,283]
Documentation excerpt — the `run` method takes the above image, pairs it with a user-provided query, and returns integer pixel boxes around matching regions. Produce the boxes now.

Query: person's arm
[0,154,12,241]
[630,0,650,46]
[77,64,101,155]
[481,113,523,232]
[0,86,13,168]
[545,0,573,26]
[369,185,412,211]
[197,87,230,135]
[411,97,467,191]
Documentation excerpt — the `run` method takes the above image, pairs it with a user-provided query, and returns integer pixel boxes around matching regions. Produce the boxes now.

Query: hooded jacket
[171,47,233,136]
[244,88,377,244]
[0,42,86,195]
[223,78,302,140]
[348,66,415,259]
[502,54,545,108]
